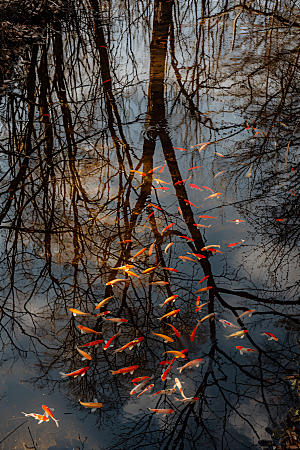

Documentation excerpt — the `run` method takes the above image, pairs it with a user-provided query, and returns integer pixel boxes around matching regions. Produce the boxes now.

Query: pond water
[0,1,300,449]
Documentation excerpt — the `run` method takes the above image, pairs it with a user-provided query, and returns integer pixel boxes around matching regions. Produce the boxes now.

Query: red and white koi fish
[236,309,255,320]
[174,176,191,185]
[106,279,128,286]
[131,248,147,260]
[110,365,139,375]
[204,192,222,200]
[164,322,180,337]
[227,219,244,224]
[112,337,144,354]
[225,330,249,340]
[148,408,174,416]
[174,396,199,404]
[197,313,216,325]
[177,359,204,373]
[79,339,104,348]
[160,295,178,307]
[69,308,91,317]
[189,184,203,191]
[77,326,102,336]
[79,399,103,411]
[165,242,173,254]
[130,170,146,177]
[198,215,217,219]
[77,347,92,361]
[148,165,163,174]
[174,377,186,398]
[161,357,177,381]
[201,245,220,251]
[161,223,174,234]
[130,375,155,395]
[173,147,187,151]
[59,366,89,378]
[95,295,114,310]
[22,412,50,424]
[103,332,121,351]
[261,332,278,341]
[152,388,176,396]
[214,171,226,179]
[202,186,214,192]
[193,223,211,228]
[137,384,154,397]
[149,281,169,286]
[236,346,257,355]
[219,319,240,329]
[158,309,180,321]
[177,207,182,215]
[152,332,174,343]
[228,240,245,248]
[188,165,203,170]
[105,318,128,325]
[42,405,59,427]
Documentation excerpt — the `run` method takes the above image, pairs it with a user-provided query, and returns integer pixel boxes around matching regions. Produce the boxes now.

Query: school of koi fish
[23,147,279,425]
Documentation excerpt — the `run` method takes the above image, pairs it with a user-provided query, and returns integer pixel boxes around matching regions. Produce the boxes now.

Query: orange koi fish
[112,337,144,353]
[76,347,92,361]
[174,176,191,185]
[148,203,162,210]
[79,339,104,348]
[201,245,220,251]
[246,164,253,178]
[103,332,121,351]
[158,309,180,321]
[161,357,177,381]
[202,186,214,192]
[190,142,210,150]
[236,309,255,320]
[42,405,59,427]
[197,313,216,325]
[188,165,203,170]
[164,322,180,337]
[153,187,169,190]
[164,242,173,254]
[236,346,257,355]
[193,286,213,293]
[158,163,166,173]
[260,332,278,341]
[161,223,175,234]
[184,199,199,208]
[163,350,186,359]
[59,366,89,378]
[193,223,211,228]
[197,275,209,285]
[173,147,187,151]
[190,323,200,342]
[152,332,174,343]
[213,153,225,157]
[188,252,205,259]
[142,263,160,274]
[137,384,154,397]
[131,247,147,260]
[179,236,194,241]
[148,408,174,416]
[110,365,139,375]
[79,399,103,411]
[132,376,150,383]
[225,330,249,340]
[228,240,245,247]
[189,184,203,191]
[159,295,178,308]
[95,295,114,310]
[154,178,171,185]
[106,279,128,286]
[77,326,102,336]
[105,318,128,325]
[204,192,222,200]
[130,170,146,176]
[148,165,163,174]
[162,267,178,272]
[214,171,226,179]
[177,207,182,215]
[119,240,132,244]
[149,281,169,286]
[199,215,217,219]
[126,271,140,278]
[148,242,155,256]
[195,301,210,313]
[177,359,204,373]
[69,308,91,317]
[208,248,223,254]
[22,412,50,424]
[145,211,154,221]
[112,264,134,271]
[179,256,197,261]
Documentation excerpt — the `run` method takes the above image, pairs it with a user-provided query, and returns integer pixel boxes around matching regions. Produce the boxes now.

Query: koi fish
[197,275,209,285]
[261,332,278,341]
[214,171,226,179]
[137,384,154,397]
[236,346,257,355]
[161,357,177,381]
[79,399,103,412]
[153,187,169,190]
[228,240,245,248]
[193,223,211,228]
[177,359,204,373]
[148,165,163,174]
[110,365,139,375]
[193,286,213,293]
[179,236,194,241]
[204,192,222,200]
[246,163,253,178]
[184,199,199,208]
[202,186,214,192]
[152,332,174,343]
[113,337,144,353]
[145,211,154,221]
[131,248,147,260]
[130,375,155,395]
[95,295,114,310]
[159,360,171,366]
[130,170,146,176]
[201,245,220,251]
[77,326,102,335]
[164,322,180,338]
[208,248,223,254]
[245,122,250,130]
[119,240,132,244]
[188,252,205,259]
[197,313,217,325]
[69,308,91,317]
[195,301,210,313]
[149,281,169,286]
[177,207,182,215]
[158,309,180,321]
[148,408,174,416]
[152,388,176,396]
[77,347,92,361]
[188,166,203,170]
[179,256,197,262]
[174,396,199,404]
[219,319,240,329]
[106,279,128,286]
[142,263,160,274]
[131,376,150,384]
[213,153,225,157]
[42,405,59,427]
[173,147,187,151]
[198,215,217,219]
[161,267,178,272]
[190,323,200,341]
[22,412,50,424]
[163,350,187,359]
[174,176,191,185]
[59,366,89,378]
[227,219,244,224]
[165,242,173,254]
[236,310,255,320]
[148,242,155,256]
[112,264,134,271]
[154,178,171,185]
[105,318,128,325]
[103,332,121,351]
[160,295,178,308]
[158,163,166,173]
[189,184,203,191]
[174,378,185,398]
[161,223,174,234]
[126,270,140,278]
[91,311,110,318]
[148,203,162,210]
[190,142,210,150]
[225,330,249,340]
[79,339,104,348]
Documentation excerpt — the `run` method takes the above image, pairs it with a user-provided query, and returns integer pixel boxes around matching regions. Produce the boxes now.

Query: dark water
[0,1,300,449]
